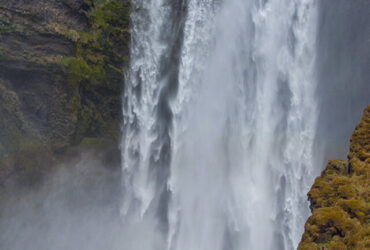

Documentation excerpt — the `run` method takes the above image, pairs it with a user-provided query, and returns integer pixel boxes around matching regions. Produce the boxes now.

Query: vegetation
[0,0,130,187]
[60,0,130,143]
[62,0,130,86]
[299,106,370,250]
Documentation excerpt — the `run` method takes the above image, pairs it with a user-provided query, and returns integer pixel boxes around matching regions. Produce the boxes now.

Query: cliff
[0,0,130,186]
[299,105,370,249]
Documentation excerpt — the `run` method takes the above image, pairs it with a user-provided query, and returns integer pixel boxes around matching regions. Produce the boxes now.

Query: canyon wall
[0,0,130,186]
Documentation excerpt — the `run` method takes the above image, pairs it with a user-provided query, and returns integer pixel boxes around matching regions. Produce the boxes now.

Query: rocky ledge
[298,105,370,249]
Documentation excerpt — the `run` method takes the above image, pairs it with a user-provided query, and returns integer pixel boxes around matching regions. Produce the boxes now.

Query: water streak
[121,0,319,249]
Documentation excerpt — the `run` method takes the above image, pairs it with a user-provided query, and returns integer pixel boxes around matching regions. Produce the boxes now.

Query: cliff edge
[0,0,130,186]
[299,105,370,249]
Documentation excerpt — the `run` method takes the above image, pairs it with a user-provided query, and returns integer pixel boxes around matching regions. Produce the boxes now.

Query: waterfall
[121,0,318,249]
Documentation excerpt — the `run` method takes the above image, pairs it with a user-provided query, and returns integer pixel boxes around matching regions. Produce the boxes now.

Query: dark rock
[0,0,130,187]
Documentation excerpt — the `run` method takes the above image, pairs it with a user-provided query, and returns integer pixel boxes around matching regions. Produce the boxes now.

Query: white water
[121,0,319,249]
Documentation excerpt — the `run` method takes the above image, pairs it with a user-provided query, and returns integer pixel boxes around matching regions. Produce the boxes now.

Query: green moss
[299,106,370,250]
[61,57,106,86]
[55,0,130,145]
[61,0,130,84]
[0,0,129,188]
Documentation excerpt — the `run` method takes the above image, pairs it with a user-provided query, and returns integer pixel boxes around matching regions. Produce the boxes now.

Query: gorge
[0,0,369,250]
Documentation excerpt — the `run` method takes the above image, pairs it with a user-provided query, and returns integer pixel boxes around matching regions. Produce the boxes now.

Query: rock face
[0,0,130,186]
[299,105,370,249]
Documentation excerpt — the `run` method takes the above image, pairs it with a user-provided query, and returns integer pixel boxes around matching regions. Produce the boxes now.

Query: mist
[0,1,369,250]
[0,152,137,250]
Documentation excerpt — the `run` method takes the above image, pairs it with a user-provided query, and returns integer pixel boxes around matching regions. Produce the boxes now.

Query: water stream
[121,0,318,249]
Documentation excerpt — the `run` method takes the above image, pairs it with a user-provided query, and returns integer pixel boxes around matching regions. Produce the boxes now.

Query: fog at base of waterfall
[1,1,370,250]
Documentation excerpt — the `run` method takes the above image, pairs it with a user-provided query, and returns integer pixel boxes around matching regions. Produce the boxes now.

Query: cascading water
[121,0,318,249]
